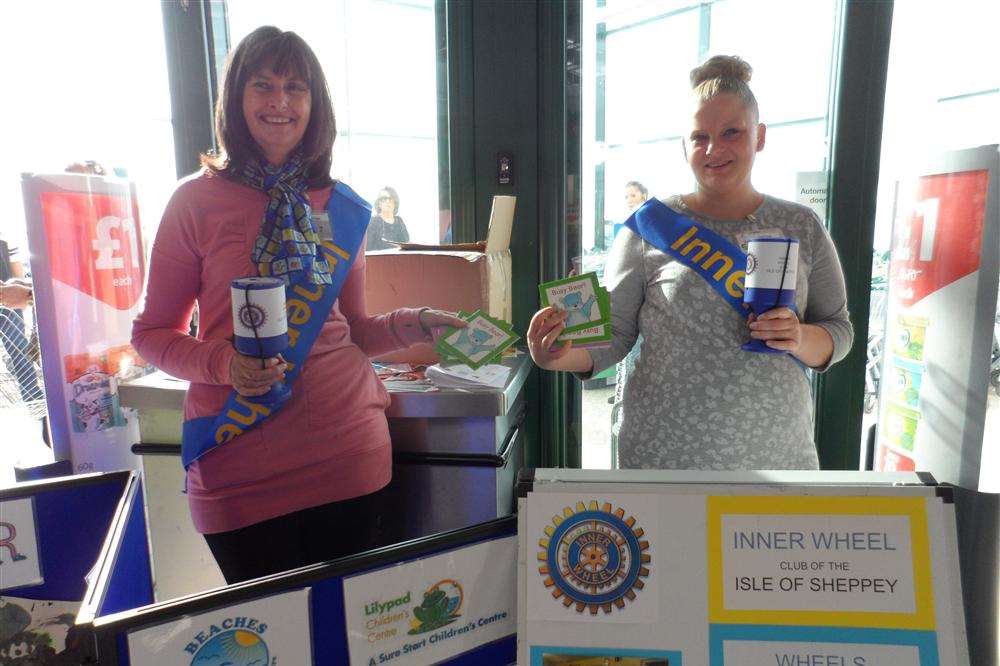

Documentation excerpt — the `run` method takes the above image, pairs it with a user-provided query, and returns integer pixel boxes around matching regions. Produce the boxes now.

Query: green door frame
[814,0,894,469]
[161,0,229,178]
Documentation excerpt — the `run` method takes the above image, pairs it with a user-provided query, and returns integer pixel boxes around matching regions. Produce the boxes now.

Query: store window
[578,0,840,468]
[0,2,175,480]
[868,1,999,489]
[227,0,448,245]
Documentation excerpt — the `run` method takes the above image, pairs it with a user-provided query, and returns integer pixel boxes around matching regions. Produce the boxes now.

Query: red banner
[888,170,989,307]
[40,191,145,310]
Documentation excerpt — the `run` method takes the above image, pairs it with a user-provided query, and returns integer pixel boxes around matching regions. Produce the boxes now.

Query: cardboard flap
[392,241,487,252]
[485,195,516,254]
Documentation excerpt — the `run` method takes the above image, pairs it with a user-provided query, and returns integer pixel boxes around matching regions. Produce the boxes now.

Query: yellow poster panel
[706,495,934,630]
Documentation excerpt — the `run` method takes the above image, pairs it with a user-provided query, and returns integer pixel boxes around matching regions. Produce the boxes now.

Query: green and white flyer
[342,535,517,665]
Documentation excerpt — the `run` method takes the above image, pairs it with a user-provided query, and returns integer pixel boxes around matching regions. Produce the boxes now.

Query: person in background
[132,27,465,583]
[0,239,41,404]
[365,186,410,250]
[624,180,648,213]
[528,55,852,471]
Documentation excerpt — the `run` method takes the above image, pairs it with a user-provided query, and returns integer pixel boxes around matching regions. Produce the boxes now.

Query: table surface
[119,352,533,419]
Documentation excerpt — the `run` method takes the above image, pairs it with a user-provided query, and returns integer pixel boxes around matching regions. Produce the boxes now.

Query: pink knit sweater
[132,173,429,533]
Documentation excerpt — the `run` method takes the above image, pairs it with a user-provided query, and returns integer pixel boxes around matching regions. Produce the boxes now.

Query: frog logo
[408,579,463,634]
[538,500,651,615]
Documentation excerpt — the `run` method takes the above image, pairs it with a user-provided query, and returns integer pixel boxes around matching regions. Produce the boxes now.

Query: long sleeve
[131,189,235,386]
[340,238,431,357]
[578,228,647,378]
[804,215,854,371]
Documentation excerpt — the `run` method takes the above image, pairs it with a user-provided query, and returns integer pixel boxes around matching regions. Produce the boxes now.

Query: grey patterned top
[587,195,853,471]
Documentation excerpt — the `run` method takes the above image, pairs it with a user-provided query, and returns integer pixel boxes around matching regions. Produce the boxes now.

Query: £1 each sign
[40,191,145,311]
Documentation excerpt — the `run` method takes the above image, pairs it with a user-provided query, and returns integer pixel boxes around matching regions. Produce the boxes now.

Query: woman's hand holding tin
[747,307,801,352]
[229,353,287,397]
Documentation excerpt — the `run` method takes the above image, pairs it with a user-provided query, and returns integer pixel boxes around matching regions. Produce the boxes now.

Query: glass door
[575,0,843,468]
[866,0,1000,488]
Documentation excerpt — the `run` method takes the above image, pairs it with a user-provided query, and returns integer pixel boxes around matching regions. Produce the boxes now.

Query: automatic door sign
[538,500,651,615]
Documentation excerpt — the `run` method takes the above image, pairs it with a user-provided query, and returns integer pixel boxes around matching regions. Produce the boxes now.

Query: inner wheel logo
[238,303,267,330]
[538,500,651,615]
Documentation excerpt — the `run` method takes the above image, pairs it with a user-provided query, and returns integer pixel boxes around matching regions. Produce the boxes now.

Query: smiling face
[242,66,312,166]
[684,93,765,199]
[625,185,646,211]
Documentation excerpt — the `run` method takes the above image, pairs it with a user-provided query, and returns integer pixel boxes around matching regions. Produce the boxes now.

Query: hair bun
[690,55,752,88]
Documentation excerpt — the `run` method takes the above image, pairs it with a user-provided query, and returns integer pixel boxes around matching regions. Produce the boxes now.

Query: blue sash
[624,198,749,315]
[181,183,370,469]
[624,199,809,375]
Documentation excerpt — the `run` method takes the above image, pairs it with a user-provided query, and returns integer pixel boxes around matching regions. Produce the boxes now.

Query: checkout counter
[118,353,532,601]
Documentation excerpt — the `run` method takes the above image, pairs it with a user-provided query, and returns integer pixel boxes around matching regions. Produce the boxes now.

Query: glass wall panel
[228,0,446,244]
[0,1,175,479]
[579,0,840,469]
[868,0,999,489]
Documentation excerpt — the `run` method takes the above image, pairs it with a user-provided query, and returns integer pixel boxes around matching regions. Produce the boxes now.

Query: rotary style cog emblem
[238,303,267,330]
[538,500,651,615]
[745,252,758,275]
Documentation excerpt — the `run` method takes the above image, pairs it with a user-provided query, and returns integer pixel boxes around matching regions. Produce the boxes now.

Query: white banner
[342,536,517,666]
[127,589,312,665]
[0,498,43,590]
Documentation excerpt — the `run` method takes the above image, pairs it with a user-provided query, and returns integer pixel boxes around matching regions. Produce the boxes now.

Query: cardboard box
[365,196,515,364]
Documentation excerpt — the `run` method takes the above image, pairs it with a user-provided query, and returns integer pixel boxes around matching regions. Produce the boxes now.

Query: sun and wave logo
[408,579,463,635]
[185,618,270,666]
[538,500,651,615]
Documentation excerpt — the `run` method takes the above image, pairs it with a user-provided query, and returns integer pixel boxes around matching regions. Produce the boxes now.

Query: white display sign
[518,477,968,666]
[127,588,312,665]
[0,498,43,590]
[721,513,916,613]
[22,173,152,474]
[342,535,516,666]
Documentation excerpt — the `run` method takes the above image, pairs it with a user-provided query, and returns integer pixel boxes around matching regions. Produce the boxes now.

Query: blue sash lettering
[624,199,748,316]
[181,183,371,469]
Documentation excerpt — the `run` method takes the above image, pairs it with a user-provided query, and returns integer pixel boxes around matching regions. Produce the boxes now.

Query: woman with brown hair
[366,185,410,250]
[132,26,464,583]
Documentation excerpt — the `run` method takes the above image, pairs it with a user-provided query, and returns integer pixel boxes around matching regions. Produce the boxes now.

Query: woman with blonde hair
[529,55,852,471]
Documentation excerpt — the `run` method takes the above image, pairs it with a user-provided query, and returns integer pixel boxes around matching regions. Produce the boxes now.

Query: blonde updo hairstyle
[689,55,759,123]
